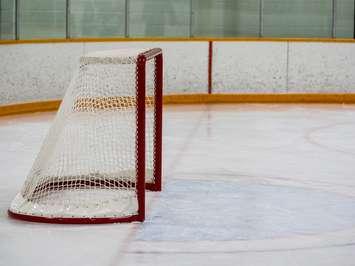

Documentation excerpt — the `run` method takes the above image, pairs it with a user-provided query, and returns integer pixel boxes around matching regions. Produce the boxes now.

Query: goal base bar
[146,182,161,191]
[8,210,144,224]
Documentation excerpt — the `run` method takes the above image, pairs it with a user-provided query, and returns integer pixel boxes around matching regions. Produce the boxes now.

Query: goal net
[8,48,163,223]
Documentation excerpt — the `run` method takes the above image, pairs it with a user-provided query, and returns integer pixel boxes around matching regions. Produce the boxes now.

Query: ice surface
[1,104,355,266]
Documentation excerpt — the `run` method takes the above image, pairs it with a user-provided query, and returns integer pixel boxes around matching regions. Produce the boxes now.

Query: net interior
[9,49,158,220]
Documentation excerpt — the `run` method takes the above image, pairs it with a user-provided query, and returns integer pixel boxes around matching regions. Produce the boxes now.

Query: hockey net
[9,48,163,223]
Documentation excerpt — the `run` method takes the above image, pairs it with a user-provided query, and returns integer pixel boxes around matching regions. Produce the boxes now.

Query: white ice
[1,104,355,266]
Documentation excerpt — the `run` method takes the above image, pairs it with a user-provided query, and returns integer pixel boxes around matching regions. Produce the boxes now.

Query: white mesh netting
[9,48,161,221]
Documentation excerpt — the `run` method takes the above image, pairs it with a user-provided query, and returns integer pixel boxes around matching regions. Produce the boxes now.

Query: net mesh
[9,49,160,220]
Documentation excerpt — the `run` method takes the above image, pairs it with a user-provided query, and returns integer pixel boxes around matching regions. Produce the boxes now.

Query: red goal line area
[1,93,355,117]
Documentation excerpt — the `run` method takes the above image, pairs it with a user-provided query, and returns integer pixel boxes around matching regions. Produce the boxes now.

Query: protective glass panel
[128,0,190,37]
[263,0,333,37]
[335,0,354,38]
[192,0,260,37]
[0,0,15,39]
[18,0,66,39]
[70,0,125,38]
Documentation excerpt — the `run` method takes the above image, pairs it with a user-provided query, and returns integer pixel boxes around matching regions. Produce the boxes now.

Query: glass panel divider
[15,0,18,40]
[66,0,70,39]
[259,0,264,37]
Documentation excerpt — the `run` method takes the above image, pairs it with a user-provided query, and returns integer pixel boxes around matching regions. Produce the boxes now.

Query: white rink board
[0,43,83,104]
[0,42,208,105]
[212,42,288,93]
[288,42,355,93]
[1,41,355,105]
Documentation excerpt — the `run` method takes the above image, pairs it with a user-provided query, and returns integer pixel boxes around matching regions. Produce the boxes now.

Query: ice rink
[1,103,355,266]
